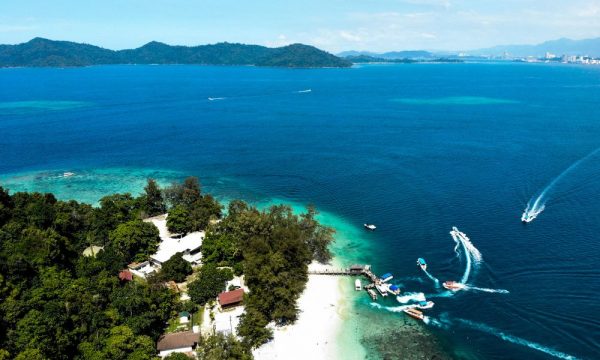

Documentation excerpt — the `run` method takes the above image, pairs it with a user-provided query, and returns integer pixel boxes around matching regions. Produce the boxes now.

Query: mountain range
[337,50,434,59]
[339,37,600,60]
[0,38,352,68]
[469,37,600,57]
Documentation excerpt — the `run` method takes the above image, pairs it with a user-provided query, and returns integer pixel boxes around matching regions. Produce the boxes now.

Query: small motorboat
[380,273,393,283]
[442,281,465,291]
[521,212,534,223]
[417,258,427,271]
[388,284,401,295]
[364,223,376,231]
[355,279,362,291]
[417,301,435,310]
[403,308,424,321]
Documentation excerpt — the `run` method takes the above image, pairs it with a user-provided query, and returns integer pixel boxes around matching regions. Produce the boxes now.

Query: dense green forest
[0,176,334,358]
[0,38,352,68]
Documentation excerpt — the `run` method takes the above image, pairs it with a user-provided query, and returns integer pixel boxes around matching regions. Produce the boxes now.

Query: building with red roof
[217,288,245,309]
[118,270,133,282]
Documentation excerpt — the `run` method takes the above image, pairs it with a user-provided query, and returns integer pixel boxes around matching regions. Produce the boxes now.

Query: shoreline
[253,261,366,360]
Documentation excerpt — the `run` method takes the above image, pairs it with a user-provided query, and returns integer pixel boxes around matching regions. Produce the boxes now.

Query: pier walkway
[308,264,379,282]
[308,264,385,301]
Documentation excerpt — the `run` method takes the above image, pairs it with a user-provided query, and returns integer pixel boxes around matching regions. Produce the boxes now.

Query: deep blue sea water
[1,63,600,360]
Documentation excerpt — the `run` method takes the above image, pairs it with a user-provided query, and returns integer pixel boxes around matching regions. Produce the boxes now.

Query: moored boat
[442,280,465,291]
[388,284,401,295]
[417,258,427,271]
[355,279,362,291]
[364,223,376,231]
[380,272,393,283]
[375,283,389,297]
[403,308,424,320]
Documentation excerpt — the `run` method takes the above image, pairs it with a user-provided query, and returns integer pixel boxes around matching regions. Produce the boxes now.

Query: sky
[1,0,599,52]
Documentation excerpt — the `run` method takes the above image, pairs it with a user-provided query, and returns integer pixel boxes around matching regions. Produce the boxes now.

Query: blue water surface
[1,63,600,360]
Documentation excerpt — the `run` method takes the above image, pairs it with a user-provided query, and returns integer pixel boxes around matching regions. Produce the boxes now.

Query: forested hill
[0,38,352,68]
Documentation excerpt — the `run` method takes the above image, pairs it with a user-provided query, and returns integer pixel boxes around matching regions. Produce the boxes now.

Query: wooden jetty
[308,264,390,301]
[308,264,371,276]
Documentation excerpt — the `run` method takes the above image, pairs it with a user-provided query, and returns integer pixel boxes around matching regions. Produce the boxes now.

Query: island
[0,177,337,359]
[0,38,352,68]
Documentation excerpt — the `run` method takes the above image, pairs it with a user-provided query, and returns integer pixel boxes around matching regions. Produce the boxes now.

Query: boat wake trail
[396,292,426,304]
[207,97,226,101]
[456,318,580,360]
[464,286,509,294]
[297,89,312,93]
[453,241,460,259]
[423,269,441,287]
[370,302,417,313]
[423,314,452,329]
[522,147,600,223]
[450,226,482,285]
[426,290,454,298]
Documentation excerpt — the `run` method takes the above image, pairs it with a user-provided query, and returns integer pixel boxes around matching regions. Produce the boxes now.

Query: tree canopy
[166,177,222,234]
[109,220,160,263]
[0,185,177,359]
[0,178,335,357]
[144,179,166,217]
[197,333,253,360]
[187,264,233,306]
[159,252,192,283]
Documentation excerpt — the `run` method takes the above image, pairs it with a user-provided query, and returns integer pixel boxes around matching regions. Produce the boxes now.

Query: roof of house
[147,218,204,264]
[179,311,190,318]
[118,270,133,281]
[218,288,245,307]
[156,331,199,351]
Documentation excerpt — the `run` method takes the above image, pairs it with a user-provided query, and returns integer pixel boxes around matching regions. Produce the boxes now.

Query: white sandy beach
[253,262,354,360]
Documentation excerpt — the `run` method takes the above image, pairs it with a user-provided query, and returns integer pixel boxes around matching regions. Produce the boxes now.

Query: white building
[131,215,205,278]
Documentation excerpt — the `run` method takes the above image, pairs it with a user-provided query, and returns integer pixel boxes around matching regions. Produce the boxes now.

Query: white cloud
[0,24,37,33]
[265,34,291,47]
[339,30,361,42]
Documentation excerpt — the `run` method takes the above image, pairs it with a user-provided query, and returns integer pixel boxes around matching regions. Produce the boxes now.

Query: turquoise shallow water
[0,168,183,205]
[1,63,600,359]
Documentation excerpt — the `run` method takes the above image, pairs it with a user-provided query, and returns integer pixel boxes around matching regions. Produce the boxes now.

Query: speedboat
[417,301,435,310]
[364,224,376,231]
[521,212,534,223]
[417,258,427,271]
[403,308,424,320]
[521,205,544,223]
[442,281,465,291]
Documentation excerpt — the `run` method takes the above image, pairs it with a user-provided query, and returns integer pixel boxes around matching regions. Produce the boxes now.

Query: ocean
[1,62,599,360]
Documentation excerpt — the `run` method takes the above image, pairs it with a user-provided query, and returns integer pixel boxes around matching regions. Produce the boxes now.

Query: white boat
[375,283,389,297]
[521,205,544,223]
[416,301,435,309]
[62,172,75,177]
[387,284,401,295]
[355,279,362,291]
[364,224,376,231]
